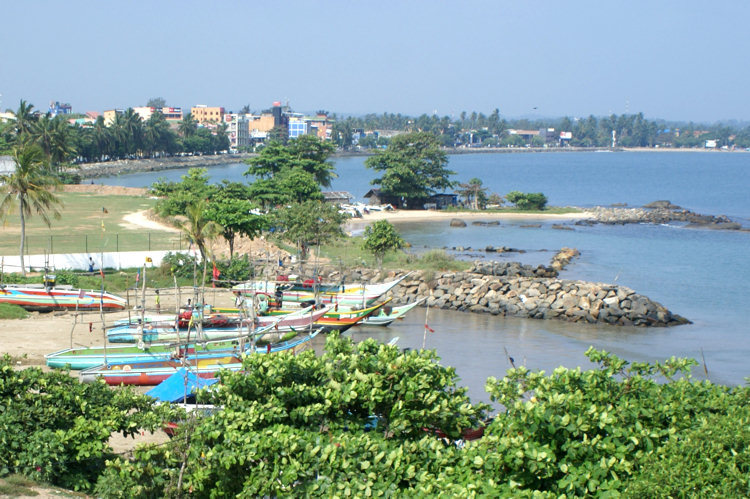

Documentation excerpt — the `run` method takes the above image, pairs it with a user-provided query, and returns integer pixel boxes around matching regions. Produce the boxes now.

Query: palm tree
[13,99,37,143]
[178,199,222,262]
[0,145,63,275]
[178,113,197,138]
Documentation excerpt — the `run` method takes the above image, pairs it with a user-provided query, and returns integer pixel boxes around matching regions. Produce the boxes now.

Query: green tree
[205,182,268,261]
[178,112,197,138]
[151,168,216,217]
[362,219,405,265]
[146,97,166,108]
[365,131,455,209]
[273,200,345,261]
[178,199,223,261]
[0,145,63,275]
[12,99,37,141]
[505,191,548,210]
[456,177,488,210]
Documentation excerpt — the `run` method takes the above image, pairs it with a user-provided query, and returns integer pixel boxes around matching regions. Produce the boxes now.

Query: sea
[99,151,750,403]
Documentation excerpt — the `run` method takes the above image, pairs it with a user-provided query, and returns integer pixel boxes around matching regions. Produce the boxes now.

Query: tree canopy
[273,200,345,261]
[362,219,405,265]
[365,131,455,209]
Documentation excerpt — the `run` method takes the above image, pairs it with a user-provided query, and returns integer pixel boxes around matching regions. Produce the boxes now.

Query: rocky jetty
[290,262,690,328]
[74,153,254,179]
[582,201,741,229]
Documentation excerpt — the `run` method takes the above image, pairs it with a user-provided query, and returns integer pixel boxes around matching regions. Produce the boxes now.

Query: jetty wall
[297,265,690,328]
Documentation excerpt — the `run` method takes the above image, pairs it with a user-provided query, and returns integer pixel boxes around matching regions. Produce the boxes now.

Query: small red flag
[212,263,220,288]
[99,268,105,278]
[425,324,435,333]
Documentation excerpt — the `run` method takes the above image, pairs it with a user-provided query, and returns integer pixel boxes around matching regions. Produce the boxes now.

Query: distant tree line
[332,110,750,149]
[0,100,231,172]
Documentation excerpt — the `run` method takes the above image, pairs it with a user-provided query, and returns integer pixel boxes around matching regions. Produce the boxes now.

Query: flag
[212,263,220,288]
[99,268,104,278]
[425,324,435,333]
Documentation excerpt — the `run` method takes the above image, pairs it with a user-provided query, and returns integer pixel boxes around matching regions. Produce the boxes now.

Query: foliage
[214,254,254,285]
[150,168,215,217]
[362,219,405,265]
[623,409,750,497]
[455,177,488,210]
[52,269,79,287]
[272,200,345,260]
[365,131,455,209]
[0,303,29,320]
[244,136,336,208]
[0,356,170,492]
[204,182,268,260]
[158,251,201,280]
[177,200,222,261]
[505,190,548,210]
[0,144,63,275]
[96,335,489,496]
[467,347,750,496]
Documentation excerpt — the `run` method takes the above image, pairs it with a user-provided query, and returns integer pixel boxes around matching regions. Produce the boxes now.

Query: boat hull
[0,285,127,311]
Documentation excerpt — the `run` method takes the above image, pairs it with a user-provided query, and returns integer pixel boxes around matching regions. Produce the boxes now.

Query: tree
[177,199,222,261]
[0,145,63,275]
[12,99,37,140]
[273,200,345,261]
[362,219,405,265]
[146,97,166,108]
[205,182,268,261]
[178,113,197,138]
[456,178,488,210]
[151,168,216,217]
[365,131,455,209]
[505,191,548,210]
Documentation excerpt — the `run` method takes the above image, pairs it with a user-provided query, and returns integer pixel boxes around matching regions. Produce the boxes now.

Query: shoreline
[74,146,746,180]
[345,209,590,232]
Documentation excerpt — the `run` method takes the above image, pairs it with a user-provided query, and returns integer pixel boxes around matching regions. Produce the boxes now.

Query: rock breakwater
[582,201,745,230]
[297,265,690,328]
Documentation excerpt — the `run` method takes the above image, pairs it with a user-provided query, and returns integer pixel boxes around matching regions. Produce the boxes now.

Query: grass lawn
[0,192,184,256]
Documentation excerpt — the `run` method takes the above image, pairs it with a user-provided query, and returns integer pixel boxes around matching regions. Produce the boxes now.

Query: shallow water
[100,151,750,401]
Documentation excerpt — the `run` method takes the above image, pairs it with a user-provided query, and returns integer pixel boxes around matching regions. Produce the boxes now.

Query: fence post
[49,235,53,254]
[148,233,151,251]
[116,233,119,253]
[85,234,88,254]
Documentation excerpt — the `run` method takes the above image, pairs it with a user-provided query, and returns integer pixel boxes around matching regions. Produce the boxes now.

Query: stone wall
[297,266,690,328]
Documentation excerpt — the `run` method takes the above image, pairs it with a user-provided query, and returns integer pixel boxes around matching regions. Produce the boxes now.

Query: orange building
[191,105,225,124]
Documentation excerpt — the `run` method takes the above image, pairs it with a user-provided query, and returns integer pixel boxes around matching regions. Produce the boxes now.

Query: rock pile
[583,201,737,228]
[297,266,690,328]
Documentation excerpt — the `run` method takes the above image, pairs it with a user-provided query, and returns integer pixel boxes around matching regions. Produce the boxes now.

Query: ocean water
[99,151,750,402]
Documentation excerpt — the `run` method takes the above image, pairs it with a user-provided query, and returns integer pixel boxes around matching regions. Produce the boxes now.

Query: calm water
[100,151,750,402]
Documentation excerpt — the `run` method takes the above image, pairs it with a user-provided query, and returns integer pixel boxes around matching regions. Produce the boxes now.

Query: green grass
[318,237,470,273]
[0,475,39,497]
[0,192,184,256]
[0,303,29,319]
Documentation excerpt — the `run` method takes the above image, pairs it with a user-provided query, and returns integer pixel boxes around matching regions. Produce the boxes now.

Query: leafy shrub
[53,269,79,288]
[506,191,548,210]
[214,255,253,286]
[158,252,200,280]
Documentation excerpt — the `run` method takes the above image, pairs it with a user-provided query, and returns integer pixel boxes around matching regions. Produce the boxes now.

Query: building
[0,155,14,175]
[322,191,353,205]
[288,116,308,139]
[224,113,250,151]
[364,188,401,208]
[425,193,458,210]
[191,105,225,124]
[48,101,72,117]
[103,109,124,126]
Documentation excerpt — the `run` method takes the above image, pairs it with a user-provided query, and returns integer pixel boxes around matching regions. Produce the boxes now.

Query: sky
[1,1,748,123]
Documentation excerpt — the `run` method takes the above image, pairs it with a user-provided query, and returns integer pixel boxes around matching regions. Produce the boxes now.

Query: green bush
[53,269,79,288]
[506,191,548,210]
[0,303,29,319]
[214,255,254,286]
[158,252,200,280]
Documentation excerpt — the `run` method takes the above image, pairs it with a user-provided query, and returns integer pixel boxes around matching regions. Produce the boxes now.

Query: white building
[223,113,250,151]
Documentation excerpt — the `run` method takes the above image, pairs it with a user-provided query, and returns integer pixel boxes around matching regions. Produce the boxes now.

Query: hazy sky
[2,1,748,123]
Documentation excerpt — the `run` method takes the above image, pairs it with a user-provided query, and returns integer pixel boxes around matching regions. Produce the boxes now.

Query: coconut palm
[0,145,63,275]
[13,99,37,143]
[178,113,197,138]
[178,199,222,262]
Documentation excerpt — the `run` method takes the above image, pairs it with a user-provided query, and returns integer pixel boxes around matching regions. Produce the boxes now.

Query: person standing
[155,289,161,314]
[88,257,95,273]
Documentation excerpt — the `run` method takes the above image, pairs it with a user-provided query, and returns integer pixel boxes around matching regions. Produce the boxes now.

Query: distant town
[1,98,749,164]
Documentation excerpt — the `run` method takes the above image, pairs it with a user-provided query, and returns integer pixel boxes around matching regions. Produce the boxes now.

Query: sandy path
[121,210,181,232]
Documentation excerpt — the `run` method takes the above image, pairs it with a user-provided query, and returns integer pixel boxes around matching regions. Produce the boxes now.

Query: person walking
[155,289,161,313]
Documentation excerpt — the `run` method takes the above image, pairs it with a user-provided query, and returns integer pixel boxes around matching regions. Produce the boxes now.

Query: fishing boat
[0,284,127,311]
[352,297,426,327]
[45,327,276,370]
[313,298,392,332]
[79,329,321,385]
[231,273,409,307]
[106,305,329,343]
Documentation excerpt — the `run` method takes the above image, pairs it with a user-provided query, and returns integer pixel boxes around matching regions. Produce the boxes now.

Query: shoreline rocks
[284,262,690,328]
